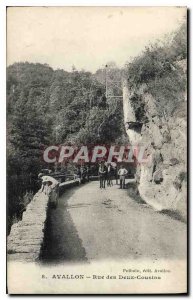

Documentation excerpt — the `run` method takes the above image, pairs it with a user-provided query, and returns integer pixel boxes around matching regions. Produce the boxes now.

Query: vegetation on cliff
[125,22,187,118]
[124,22,187,220]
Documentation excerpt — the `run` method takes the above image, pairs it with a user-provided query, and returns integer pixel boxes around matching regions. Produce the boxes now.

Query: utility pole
[105,64,108,98]
[98,64,123,138]
[104,64,123,99]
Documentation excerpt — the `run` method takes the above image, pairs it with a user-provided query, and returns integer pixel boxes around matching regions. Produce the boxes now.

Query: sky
[7,6,186,72]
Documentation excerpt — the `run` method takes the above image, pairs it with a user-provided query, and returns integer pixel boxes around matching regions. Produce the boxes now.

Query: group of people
[39,162,129,204]
[98,161,128,189]
[74,162,129,189]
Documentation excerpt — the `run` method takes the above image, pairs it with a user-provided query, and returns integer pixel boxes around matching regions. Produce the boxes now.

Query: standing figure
[74,166,81,184]
[107,163,113,186]
[80,165,87,183]
[98,161,107,189]
[114,164,119,185]
[86,165,90,182]
[118,165,128,189]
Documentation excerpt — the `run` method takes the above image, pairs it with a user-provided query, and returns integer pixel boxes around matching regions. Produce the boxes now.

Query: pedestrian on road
[98,161,107,189]
[86,165,90,182]
[80,165,87,183]
[113,164,119,185]
[118,165,128,189]
[107,163,113,186]
[74,166,81,184]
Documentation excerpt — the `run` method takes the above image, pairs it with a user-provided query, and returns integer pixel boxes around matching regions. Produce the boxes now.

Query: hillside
[7,63,126,230]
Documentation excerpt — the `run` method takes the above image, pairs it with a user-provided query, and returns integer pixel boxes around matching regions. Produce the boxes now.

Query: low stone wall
[7,179,80,262]
[7,191,49,262]
[59,179,79,196]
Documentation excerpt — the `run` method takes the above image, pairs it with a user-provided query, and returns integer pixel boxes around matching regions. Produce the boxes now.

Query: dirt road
[41,181,186,263]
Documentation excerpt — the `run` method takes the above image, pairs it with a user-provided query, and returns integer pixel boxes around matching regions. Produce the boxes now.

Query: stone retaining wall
[7,179,79,262]
[7,191,49,262]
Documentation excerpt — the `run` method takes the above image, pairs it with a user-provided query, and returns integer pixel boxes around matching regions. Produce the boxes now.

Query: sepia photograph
[6,6,187,294]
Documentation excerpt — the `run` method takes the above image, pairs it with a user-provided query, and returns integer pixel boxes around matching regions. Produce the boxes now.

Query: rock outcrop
[122,60,187,221]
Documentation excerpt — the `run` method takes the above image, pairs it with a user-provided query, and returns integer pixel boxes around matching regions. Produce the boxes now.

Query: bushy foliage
[125,23,187,117]
[7,62,125,229]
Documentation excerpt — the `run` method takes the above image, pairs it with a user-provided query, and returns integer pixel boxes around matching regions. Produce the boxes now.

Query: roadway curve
[41,181,186,263]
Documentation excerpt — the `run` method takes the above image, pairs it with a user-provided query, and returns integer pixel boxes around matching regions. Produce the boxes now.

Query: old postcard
[7,6,187,294]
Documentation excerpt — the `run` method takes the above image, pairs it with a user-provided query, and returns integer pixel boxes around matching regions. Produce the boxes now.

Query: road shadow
[126,182,186,224]
[159,209,187,223]
[39,187,88,265]
[126,182,146,204]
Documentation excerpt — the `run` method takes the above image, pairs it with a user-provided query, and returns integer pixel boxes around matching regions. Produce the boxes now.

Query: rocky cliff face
[123,60,187,221]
